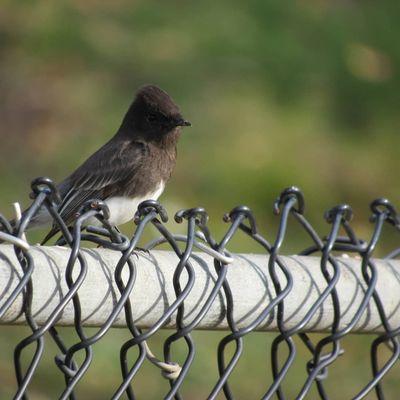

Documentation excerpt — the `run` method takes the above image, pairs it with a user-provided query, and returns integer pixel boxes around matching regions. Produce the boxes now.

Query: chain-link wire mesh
[0,177,399,400]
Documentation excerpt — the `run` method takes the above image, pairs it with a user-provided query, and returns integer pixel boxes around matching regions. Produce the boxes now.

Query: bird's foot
[133,246,151,257]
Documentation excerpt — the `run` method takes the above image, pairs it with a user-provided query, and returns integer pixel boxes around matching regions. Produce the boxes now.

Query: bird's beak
[175,118,191,127]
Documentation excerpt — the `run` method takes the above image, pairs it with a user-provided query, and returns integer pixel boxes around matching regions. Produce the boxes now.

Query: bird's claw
[133,246,151,257]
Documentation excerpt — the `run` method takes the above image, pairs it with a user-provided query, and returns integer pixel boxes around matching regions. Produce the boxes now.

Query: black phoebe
[22,85,190,243]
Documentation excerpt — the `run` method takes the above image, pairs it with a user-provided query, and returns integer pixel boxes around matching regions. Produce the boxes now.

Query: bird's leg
[95,225,122,248]
[134,246,151,255]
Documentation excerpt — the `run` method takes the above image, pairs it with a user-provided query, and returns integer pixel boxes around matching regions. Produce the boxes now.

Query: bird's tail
[40,226,60,245]
[0,217,17,245]
[0,202,21,244]
[0,204,50,245]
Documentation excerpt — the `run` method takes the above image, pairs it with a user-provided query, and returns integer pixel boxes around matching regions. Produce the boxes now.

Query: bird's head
[120,85,191,141]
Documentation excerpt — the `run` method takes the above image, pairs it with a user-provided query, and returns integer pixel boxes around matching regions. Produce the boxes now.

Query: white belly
[29,183,165,229]
[91,182,165,227]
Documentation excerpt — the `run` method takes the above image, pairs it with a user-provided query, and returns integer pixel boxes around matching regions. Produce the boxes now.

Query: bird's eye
[147,113,158,123]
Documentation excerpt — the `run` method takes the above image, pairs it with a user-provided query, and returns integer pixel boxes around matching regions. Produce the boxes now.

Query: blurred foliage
[0,0,399,398]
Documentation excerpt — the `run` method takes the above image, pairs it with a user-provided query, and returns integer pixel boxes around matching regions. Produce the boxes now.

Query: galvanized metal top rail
[1,246,399,334]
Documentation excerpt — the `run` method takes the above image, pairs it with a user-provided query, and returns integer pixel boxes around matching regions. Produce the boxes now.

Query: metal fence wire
[0,177,400,400]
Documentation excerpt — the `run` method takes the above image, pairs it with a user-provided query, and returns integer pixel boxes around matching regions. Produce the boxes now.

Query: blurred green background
[0,0,399,399]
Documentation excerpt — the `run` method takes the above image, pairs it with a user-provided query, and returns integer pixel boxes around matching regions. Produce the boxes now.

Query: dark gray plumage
[28,84,190,243]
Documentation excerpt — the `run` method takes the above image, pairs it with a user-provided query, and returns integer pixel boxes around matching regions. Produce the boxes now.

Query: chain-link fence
[0,177,399,399]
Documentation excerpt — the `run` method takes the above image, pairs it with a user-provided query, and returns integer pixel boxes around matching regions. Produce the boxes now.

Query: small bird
[22,85,191,243]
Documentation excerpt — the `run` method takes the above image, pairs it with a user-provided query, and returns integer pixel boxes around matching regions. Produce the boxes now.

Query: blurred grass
[0,0,399,398]
[1,326,400,399]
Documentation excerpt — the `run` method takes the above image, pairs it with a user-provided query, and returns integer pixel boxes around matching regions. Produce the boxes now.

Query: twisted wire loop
[0,178,399,399]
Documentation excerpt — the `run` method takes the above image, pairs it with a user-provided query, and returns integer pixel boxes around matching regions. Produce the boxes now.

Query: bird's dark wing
[42,139,147,243]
